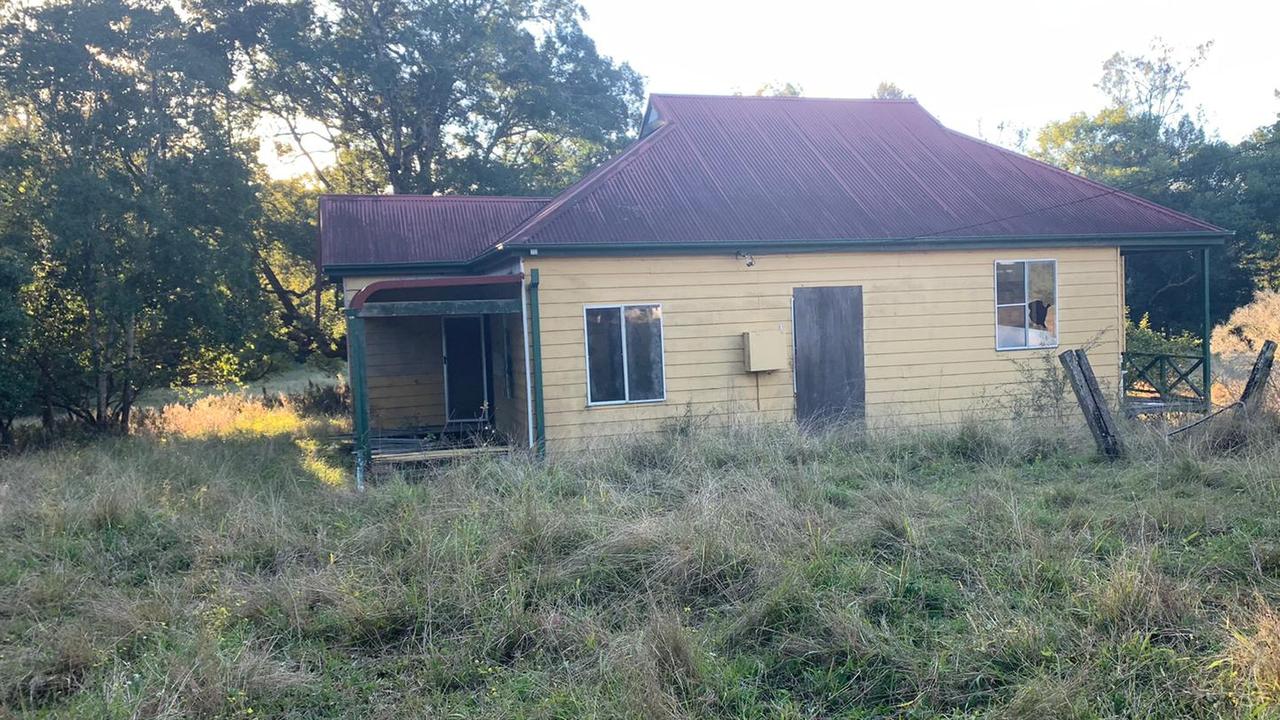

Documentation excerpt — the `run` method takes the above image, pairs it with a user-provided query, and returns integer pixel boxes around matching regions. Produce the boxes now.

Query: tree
[747,82,803,97]
[872,81,912,100]
[1097,39,1212,124]
[252,176,346,362]
[1033,40,1263,334]
[0,0,265,430]
[206,0,645,196]
[0,123,38,444]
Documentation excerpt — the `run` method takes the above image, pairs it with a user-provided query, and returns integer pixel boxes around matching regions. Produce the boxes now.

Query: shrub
[1127,312,1202,355]
[1212,290,1280,355]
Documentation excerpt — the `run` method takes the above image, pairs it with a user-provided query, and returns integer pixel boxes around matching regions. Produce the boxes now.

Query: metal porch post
[345,309,371,489]
[1201,246,1212,412]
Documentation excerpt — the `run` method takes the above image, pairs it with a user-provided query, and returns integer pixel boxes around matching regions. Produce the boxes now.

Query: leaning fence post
[1059,349,1124,459]
[1239,340,1277,414]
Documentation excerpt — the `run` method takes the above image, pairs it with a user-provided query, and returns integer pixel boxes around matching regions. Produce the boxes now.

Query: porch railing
[1122,351,1208,411]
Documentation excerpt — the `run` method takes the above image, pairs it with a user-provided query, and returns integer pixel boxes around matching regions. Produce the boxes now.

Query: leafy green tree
[746,82,803,97]
[0,116,48,435]
[0,0,265,430]
[1034,40,1263,334]
[253,176,345,362]
[203,0,644,196]
[872,82,912,100]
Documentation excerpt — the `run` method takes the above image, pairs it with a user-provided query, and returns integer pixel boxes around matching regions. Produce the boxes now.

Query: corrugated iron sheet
[319,195,547,268]
[504,94,1222,247]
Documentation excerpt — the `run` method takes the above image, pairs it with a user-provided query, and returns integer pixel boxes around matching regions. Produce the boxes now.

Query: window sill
[996,344,1060,352]
[585,397,667,408]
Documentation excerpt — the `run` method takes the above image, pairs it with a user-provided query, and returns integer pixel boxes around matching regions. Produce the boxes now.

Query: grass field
[2,395,1280,718]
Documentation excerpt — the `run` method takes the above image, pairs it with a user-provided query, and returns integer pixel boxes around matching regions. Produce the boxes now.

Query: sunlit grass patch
[295,437,348,488]
[1219,603,1280,707]
[149,394,305,439]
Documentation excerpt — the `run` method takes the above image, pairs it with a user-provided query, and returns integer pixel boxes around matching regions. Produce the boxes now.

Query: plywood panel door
[792,286,865,426]
[443,316,489,423]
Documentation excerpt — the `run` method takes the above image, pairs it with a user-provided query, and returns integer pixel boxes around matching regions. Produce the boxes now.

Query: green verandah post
[1201,247,1212,412]
[529,269,546,456]
[345,309,371,489]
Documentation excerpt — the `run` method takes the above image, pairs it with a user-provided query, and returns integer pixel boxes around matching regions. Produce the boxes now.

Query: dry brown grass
[1221,603,1280,707]
[2,394,1280,717]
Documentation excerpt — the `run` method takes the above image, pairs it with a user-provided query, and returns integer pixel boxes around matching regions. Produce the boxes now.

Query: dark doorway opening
[443,316,489,424]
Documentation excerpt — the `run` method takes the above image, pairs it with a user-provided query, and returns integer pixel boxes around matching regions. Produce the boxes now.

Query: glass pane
[996,305,1027,349]
[1026,261,1057,346]
[624,305,664,401]
[995,261,1025,304]
[585,307,624,403]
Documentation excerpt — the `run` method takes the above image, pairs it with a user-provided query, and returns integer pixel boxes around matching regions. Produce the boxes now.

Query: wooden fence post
[1060,349,1124,459]
[1239,340,1277,414]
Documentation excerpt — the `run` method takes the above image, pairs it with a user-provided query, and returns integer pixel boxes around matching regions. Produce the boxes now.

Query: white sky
[263,0,1279,177]
[578,0,1280,145]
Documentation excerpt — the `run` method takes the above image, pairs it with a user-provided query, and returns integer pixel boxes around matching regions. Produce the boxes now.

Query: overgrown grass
[2,400,1280,718]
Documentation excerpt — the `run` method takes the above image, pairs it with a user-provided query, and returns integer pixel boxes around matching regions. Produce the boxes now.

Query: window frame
[993,258,1060,352]
[582,302,668,407]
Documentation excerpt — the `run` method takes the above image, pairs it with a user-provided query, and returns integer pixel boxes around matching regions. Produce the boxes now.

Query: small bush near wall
[1127,311,1203,355]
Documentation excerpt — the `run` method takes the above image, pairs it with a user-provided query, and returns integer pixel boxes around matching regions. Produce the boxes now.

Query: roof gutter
[507,232,1229,258]
[325,231,1229,278]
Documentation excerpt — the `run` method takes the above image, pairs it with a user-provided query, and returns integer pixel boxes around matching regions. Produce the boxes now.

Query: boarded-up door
[792,286,865,425]
[443,316,488,423]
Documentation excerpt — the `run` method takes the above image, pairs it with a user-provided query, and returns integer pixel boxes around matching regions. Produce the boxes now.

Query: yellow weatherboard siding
[363,316,446,429]
[527,247,1124,446]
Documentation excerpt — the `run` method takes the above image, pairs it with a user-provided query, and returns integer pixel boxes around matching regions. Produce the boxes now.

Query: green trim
[326,233,1229,280]
[518,233,1228,259]
[529,269,546,456]
[325,260,473,281]
[1202,247,1212,412]
[345,311,371,486]
[357,298,521,318]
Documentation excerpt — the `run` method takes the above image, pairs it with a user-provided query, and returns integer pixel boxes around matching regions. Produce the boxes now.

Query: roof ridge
[939,128,1227,235]
[319,194,551,202]
[498,122,680,246]
[649,92,920,104]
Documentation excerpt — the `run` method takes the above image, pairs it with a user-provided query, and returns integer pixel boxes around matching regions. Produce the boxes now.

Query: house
[319,94,1227,472]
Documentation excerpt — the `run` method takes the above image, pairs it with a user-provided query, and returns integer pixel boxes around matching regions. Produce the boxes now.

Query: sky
[263,0,1279,177]
[577,0,1279,145]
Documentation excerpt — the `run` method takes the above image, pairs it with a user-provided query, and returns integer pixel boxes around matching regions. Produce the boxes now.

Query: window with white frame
[995,260,1058,350]
[584,304,665,404]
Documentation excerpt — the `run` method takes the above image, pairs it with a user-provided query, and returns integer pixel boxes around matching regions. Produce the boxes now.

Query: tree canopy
[872,82,912,100]
[212,0,644,195]
[0,0,264,430]
[1035,39,1280,333]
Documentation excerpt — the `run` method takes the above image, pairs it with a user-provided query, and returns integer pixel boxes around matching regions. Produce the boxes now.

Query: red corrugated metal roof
[319,195,547,269]
[320,95,1225,271]
[501,94,1224,248]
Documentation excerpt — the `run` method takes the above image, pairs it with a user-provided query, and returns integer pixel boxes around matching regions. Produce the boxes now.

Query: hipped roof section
[320,94,1226,273]
[319,195,548,271]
